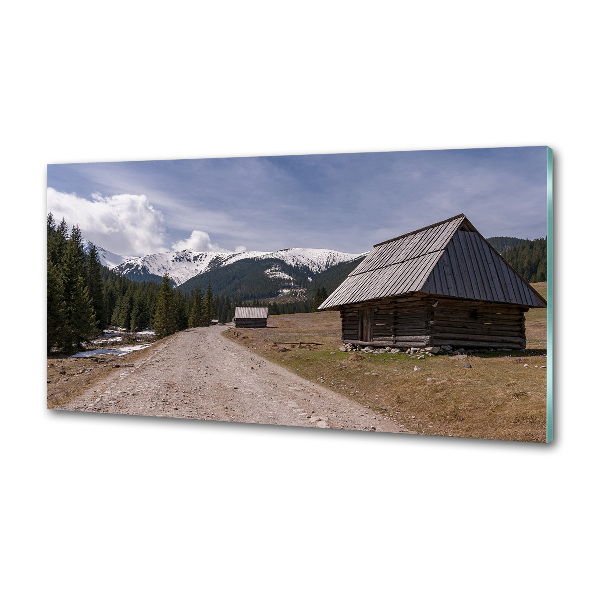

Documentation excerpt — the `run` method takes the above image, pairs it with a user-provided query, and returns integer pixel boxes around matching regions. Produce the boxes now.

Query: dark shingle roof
[319,214,546,309]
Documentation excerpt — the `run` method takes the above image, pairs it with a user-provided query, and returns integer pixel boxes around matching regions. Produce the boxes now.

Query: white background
[2,2,598,598]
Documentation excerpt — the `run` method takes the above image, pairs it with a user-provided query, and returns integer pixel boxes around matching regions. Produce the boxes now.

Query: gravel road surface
[57,326,409,433]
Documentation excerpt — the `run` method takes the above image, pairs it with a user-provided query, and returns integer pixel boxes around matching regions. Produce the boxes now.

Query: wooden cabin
[233,306,268,328]
[318,214,546,349]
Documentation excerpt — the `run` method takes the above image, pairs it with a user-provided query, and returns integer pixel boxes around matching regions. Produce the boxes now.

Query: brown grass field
[224,283,548,443]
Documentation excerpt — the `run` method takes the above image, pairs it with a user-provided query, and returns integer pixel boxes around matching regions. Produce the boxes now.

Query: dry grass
[525,282,548,349]
[224,297,548,442]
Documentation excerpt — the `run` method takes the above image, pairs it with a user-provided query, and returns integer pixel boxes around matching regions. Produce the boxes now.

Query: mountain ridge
[84,238,366,291]
[111,247,365,287]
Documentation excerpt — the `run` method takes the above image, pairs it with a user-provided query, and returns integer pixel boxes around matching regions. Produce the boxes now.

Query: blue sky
[47,146,549,257]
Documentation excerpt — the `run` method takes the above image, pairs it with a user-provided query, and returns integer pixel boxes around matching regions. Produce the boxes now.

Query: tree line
[502,237,547,283]
[234,286,328,315]
[48,214,236,353]
[487,236,527,254]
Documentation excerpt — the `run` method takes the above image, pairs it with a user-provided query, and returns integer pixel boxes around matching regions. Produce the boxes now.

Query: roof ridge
[373,214,465,247]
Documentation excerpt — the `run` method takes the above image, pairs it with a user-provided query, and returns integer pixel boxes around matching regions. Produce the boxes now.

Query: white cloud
[47,188,168,256]
[172,229,227,252]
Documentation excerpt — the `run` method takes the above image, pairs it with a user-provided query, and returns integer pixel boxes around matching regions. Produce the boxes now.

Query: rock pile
[338,344,514,355]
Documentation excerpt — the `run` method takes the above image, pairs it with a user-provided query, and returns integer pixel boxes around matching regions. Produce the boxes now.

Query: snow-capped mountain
[258,248,365,274]
[113,249,265,286]
[82,239,131,270]
[113,247,365,286]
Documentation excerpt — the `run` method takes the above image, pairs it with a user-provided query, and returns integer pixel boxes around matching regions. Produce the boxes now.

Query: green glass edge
[546,147,553,443]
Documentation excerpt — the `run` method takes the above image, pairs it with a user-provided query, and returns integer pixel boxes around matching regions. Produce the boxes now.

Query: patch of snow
[264,265,294,281]
[71,344,150,358]
[101,330,122,338]
[277,288,306,296]
[92,337,123,344]
[136,330,155,336]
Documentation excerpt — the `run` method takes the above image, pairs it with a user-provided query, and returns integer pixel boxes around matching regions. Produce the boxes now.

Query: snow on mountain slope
[257,248,364,273]
[114,249,271,286]
[264,265,294,281]
[82,239,131,270]
[113,247,365,286]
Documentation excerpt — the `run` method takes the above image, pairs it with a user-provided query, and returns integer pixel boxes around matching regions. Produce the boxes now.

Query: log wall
[235,318,268,328]
[340,296,527,348]
[341,296,433,348]
[430,298,526,348]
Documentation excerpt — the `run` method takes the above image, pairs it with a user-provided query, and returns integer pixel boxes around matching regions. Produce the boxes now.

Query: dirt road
[56,326,409,433]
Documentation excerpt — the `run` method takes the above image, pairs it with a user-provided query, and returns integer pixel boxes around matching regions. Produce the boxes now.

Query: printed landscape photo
[47,147,551,442]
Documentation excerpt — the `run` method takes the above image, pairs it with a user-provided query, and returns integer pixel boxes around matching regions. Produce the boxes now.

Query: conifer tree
[47,257,66,352]
[47,215,68,266]
[130,298,142,332]
[153,274,177,338]
[203,284,215,325]
[117,290,134,330]
[64,275,98,349]
[188,287,205,327]
[86,244,106,329]
[57,218,68,238]
[59,225,98,349]
[68,224,86,273]
[130,291,151,331]
[175,289,188,331]
[104,282,119,328]
[216,295,233,323]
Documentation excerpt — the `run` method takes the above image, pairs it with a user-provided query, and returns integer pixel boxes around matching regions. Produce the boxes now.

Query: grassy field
[224,284,548,443]
[525,281,547,349]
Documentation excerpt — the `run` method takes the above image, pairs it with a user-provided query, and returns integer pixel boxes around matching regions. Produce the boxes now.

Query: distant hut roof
[234,307,269,319]
[319,214,546,310]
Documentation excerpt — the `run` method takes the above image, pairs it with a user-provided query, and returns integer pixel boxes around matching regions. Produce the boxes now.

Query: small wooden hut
[318,214,546,349]
[234,306,269,328]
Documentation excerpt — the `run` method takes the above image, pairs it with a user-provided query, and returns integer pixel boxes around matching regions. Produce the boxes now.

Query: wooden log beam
[431,338,525,348]
[432,329,525,339]
[431,332,526,343]
[434,318,525,327]
[433,313,524,322]
[433,325,525,333]
[434,300,523,310]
